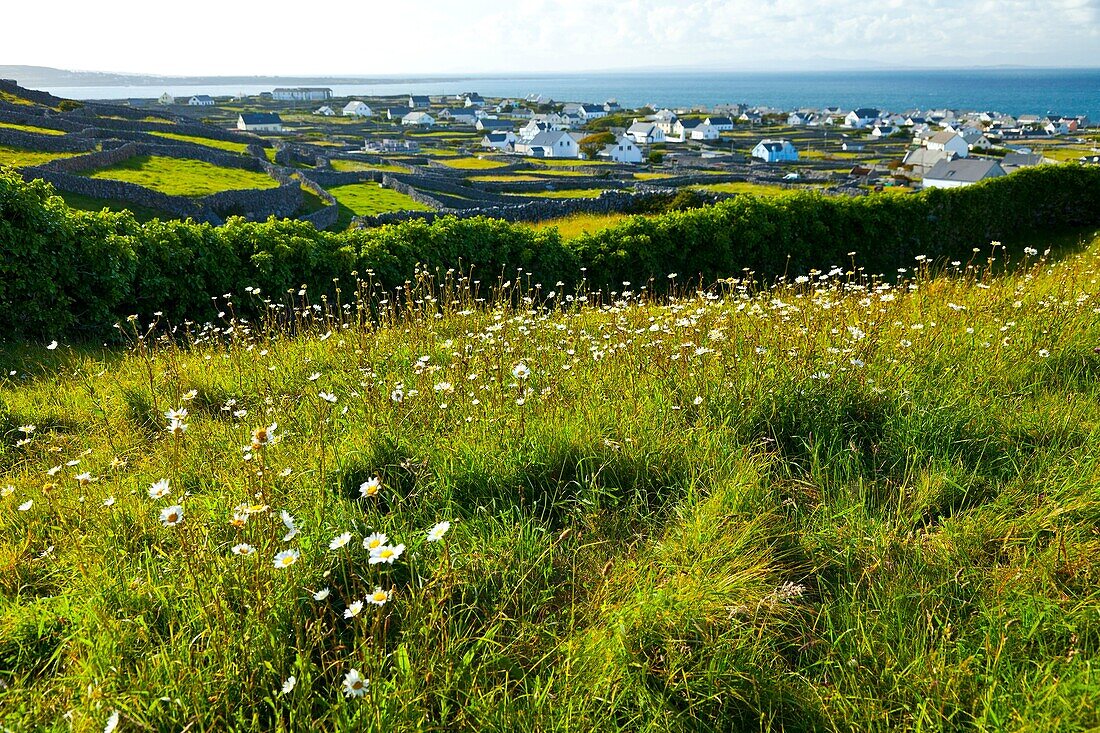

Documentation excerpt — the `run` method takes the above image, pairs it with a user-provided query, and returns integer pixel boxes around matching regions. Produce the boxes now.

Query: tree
[579,132,614,161]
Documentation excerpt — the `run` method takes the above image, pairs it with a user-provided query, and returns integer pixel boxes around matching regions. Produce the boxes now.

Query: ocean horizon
[36,69,1100,120]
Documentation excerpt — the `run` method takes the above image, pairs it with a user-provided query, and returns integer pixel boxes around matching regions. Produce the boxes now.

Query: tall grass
[2,234,1100,731]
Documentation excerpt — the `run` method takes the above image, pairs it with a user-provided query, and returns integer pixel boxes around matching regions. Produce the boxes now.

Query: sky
[3,0,1099,75]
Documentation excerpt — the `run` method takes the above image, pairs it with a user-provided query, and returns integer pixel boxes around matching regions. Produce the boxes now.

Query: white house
[841,141,865,152]
[751,139,799,163]
[925,131,970,158]
[314,105,336,116]
[517,130,580,159]
[871,125,900,138]
[342,101,373,117]
[923,159,1005,189]
[158,92,175,105]
[401,111,436,128]
[960,129,994,151]
[237,113,283,132]
[409,95,432,109]
[705,116,735,131]
[650,109,678,135]
[844,108,880,128]
[481,131,517,150]
[599,135,643,164]
[690,122,720,141]
[901,148,954,178]
[189,95,216,106]
[439,108,478,124]
[626,121,665,145]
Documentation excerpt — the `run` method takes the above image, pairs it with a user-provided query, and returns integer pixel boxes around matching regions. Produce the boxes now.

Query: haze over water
[40,69,1100,119]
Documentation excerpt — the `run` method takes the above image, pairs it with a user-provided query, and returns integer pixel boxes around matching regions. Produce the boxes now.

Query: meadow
[81,155,279,198]
[2,229,1100,731]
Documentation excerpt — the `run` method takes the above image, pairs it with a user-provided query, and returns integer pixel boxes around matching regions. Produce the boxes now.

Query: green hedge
[3,164,1100,340]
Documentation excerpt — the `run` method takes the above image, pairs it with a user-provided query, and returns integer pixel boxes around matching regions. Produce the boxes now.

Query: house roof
[484,131,513,142]
[1001,152,1044,169]
[409,95,431,105]
[755,139,793,152]
[706,116,733,126]
[850,108,880,118]
[240,113,281,125]
[477,119,512,130]
[924,158,1005,183]
[528,130,573,147]
[343,101,370,110]
[928,130,962,145]
[191,95,214,102]
[628,121,659,134]
[902,148,951,167]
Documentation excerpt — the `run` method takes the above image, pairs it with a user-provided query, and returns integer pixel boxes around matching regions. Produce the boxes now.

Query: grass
[0,122,66,136]
[524,211,642,237]
[530,158,613,167]
[2,231,1100,730]
[326,182,432,228]
[691,181,800,196]
[1037,146,1097,163]
[329,160,409,174]
[148,132,252,155]
[437,158,510,170]
[0,145,81,169]
[512,188,612,199]
[57,191,170,222]
[466,174,546,183]
[82,155,279,198]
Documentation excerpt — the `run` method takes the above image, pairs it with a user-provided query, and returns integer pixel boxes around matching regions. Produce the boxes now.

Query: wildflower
[103,496,116,507]
[427,521,451,543]
[693,396,704,406]
[274,549,300,569]
[18,500,33,511]
[47,340,58,350]
[159,505,184,527]
[390,389,404,403]
[367,587,390,606]
[363,532,388,551]
[318,391,337,403]
[512,363,530,379]
[369,544,405,565]
[342,668,368,698]
[18,425,35,434]
[433,381,454,393]
[312,587,331,601]
[279,467,292,477]
[75,472,92,486]
[329,532,352,550]
[1,485,14,498]
[281,676,296,695]
[104,710,120,733]
[230,510,248,528]
[307,372,321,381]
[165,407,188,421]
[1039,349,1050,358]
[232,543,255,556]
[359,477,382,499]
[252,422,277,447]
[148,479,170,500]
[181,390,198,402]
[343,600,364,619]
[281,511,299,541]
[167,418,188,437]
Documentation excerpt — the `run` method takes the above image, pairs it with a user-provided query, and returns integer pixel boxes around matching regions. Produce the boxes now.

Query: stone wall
[0,127,97,155]
[296,174,340,230]
[37,142,145,173]
[301,169,382,188]
[21,165,214,222]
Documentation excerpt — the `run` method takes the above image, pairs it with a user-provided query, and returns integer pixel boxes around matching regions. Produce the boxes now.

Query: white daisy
[343,600,364,619]
[312,587,331,601]
[367,587,390,606]
[362,532,388,551]
[274,549,300,568]
[232,543,255,556]
[329,532,352,550]
[104,710,120,733]
[359,477,381,498]
[159,505,184,527]
[18,499,33,511]
[427,521,451,543]
[368,544,405,565]
[281,675,296,695]
[342,668,368,698]
[281,511,299,541]
[148,479,170,500]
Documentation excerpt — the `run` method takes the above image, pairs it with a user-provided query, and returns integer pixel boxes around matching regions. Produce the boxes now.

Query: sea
[38,69,1100,119]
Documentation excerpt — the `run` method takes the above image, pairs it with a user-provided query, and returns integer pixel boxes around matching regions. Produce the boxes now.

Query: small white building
[650,109,678,135]
[401,111,436,128]
[314,105,336,116]
[844,108,880,128]
[871,125,900,138]
[961,129,994,151]
[923,158,1005,189]
[705,116,735,131]
[188,95,216,106]
[237,113,283,132]
[691,123,720,141]
[343,101,373,117]
[517,130,580,159]
[599,135,643,164]
[626,121,665,145]
[481,131,517,150]
[158,92,175,105]
[272,87,332,102]
[751,139,799,163]
[925,131,970,159]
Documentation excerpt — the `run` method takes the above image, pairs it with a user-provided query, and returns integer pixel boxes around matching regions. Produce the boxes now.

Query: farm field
[0,145,80,168]
[436,157,511,170]
[2,230,1100,731]
[57,190,170,222]
[147,131,252,155]
[81,155,279,198]
[692,181,800,195]
[326,182,432,227]
[329,160,409,174]
[524,210,642,237]
[0,121,65,136]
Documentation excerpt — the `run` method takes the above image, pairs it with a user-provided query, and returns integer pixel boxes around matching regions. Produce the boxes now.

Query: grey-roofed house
[901,148,953,178]
[409,95,432,109]
[237,113,283,132]
[1001,152,1047,173]
[923,159,1005,189]
[386,107,412,120]
[476,118,513,132]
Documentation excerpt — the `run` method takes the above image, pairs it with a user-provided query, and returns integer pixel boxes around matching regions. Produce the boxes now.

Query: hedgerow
[2,164,1099,339]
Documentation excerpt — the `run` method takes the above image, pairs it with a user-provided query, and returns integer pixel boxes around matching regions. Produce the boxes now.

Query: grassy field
[57,191,170,222]
[466,174,546,183]
[524,211,641,237]
[0,122,66,136]
[692,181,801,196]
[326,182,432,228]
[511,188,612,199]
[82,155,279,198]
[329,160,409,174]
[148,131,252,155]
[2,230,1100,731]
[0,145,81,168]
[437,158,511,170]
